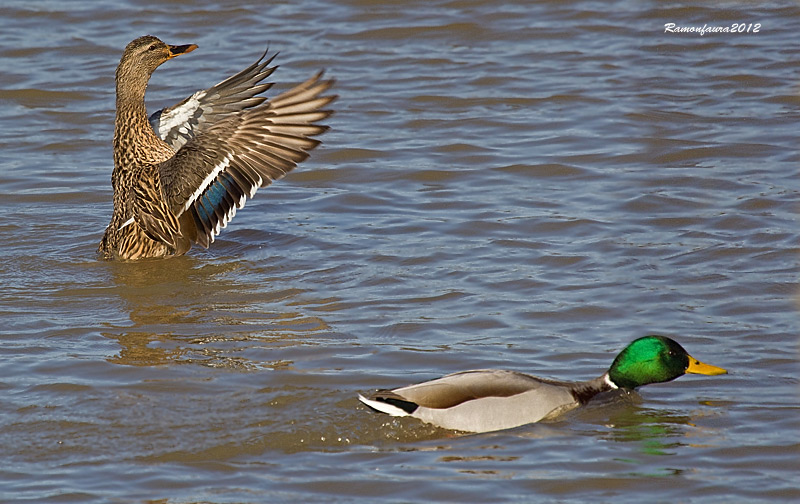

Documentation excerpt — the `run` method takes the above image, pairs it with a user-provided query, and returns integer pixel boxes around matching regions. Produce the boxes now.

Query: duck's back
[397,370,579,432]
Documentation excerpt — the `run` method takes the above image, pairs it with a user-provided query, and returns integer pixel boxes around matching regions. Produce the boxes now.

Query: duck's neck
[569,373,618,405]
[113,75,169,170]
[114,59,150,108]
[114,96,153,154]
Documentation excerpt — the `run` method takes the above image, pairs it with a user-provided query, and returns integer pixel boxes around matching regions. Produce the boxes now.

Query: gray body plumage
[360,369,614,433]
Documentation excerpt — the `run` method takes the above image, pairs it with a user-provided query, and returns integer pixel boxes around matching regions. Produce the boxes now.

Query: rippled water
[1,0,798,502]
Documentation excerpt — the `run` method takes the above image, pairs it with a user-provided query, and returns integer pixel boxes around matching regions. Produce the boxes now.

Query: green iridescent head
[607,335,727,389]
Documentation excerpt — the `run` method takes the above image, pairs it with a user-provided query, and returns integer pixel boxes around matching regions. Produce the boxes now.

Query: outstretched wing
[156,71,336,248]
[149,49,279,151]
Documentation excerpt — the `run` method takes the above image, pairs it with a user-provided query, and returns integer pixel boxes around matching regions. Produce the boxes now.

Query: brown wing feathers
[158,70,335,248]
[150,51,279,150]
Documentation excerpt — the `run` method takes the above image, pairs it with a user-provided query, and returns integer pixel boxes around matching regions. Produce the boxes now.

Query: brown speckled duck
[99,35,335,260]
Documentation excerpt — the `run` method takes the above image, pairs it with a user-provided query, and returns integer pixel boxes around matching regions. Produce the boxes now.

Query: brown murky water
[1,0,798,502]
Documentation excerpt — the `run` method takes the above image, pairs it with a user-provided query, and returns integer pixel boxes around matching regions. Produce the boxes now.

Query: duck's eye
[147,43,159,51]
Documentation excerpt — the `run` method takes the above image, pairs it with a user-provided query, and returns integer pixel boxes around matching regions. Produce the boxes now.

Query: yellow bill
[686,355,727,375]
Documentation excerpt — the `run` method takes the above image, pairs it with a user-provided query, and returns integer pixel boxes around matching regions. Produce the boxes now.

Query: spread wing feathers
[149,50,279,151]
[157,72,335,248]
[264,69,335,116]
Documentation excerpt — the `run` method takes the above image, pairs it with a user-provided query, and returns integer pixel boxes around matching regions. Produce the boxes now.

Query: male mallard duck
[359,335,727,433]
[98,35,335,260]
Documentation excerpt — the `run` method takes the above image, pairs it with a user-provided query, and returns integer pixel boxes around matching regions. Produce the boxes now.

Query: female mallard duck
[99,35,336,260]
[359,335,727,433]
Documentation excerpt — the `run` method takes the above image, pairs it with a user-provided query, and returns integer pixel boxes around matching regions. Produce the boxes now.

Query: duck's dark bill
[168,44,198,58]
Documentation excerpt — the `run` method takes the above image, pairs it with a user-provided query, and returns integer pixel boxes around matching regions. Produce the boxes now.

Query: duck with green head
[359,335,727,433]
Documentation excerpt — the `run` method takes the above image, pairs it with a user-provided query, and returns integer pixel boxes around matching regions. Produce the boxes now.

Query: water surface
[0,0,798,502]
